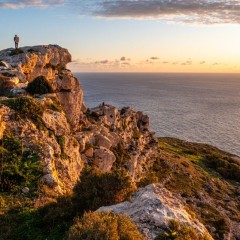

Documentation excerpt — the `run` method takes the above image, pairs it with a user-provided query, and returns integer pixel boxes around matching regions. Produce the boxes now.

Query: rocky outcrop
[0,45,83,127]
[93,147,116,172]
[99,184,213,240]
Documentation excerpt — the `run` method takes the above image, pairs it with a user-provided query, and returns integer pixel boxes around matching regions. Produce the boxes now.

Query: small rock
[21,187,30,194]
[85,147,94,158]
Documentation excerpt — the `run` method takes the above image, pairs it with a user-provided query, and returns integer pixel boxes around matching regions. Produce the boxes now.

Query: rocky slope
[0,45,239,240]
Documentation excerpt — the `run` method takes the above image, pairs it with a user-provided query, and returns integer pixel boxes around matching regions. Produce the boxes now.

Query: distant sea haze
[75,72,240,157]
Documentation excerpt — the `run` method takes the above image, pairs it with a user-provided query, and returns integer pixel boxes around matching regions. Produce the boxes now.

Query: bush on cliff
[67,211,144,240]
[155,219,211,240]
[26,76,54,95]
[0,97,44,129]
[0,132,41,193]
[203,154,240,182]
[73,167,135,212]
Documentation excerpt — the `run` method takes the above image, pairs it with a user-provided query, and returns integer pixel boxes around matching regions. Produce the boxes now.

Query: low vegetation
[0,132,41,193]
[0,97,45,129]
[56,135,68,159]
[0,165,135,239]
[67,211,144,240]
[73,167,135,212]
[156,219,211,240]
[26,76,54,95]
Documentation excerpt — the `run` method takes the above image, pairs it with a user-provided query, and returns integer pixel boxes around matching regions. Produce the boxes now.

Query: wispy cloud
[70,0,240,25]
[150,57,159,60]
[0,0,64,9]
[120,56,131,61]
[181,60,193,65]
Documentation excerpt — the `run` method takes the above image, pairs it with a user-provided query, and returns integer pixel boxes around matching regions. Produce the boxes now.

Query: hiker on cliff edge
[14,34,19,49]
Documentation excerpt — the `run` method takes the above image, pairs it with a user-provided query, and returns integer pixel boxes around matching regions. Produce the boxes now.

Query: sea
[74,73,240,157]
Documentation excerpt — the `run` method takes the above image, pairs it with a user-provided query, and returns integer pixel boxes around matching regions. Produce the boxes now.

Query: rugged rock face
[0,45,83,127]
[99,184,213,240]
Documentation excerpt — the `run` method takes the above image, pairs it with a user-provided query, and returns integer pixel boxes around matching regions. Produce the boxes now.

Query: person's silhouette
[14,34,19,49]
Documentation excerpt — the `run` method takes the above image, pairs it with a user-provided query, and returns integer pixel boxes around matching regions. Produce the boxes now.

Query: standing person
[14,34,19,49]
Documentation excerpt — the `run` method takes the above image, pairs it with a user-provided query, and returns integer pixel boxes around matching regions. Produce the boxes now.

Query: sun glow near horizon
[0,0,240,73]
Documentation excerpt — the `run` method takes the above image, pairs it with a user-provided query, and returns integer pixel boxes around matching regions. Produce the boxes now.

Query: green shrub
[73,167,135,212]
[46,97,62,112]
[26,76,54,95]
[67,211,144,240]
[155,220,211,240]
[56,135,68,159]
[9,48,24,56]
[0,133,41,193]
[111,142,131,169]
[0,97,44,129]
[203,154,240,182]
[137,171,159,188]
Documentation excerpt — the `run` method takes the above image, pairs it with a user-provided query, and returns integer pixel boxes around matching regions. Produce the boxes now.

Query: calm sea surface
[75,73,240,156]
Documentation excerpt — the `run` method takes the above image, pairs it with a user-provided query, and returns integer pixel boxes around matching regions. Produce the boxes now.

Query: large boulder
[99,184,213,240]
[93,147,116,172]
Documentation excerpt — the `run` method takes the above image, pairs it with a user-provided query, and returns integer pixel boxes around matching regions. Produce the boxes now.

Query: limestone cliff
[0,45,83,128]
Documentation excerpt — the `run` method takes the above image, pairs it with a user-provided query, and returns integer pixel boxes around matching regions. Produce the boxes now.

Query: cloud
[150,57,159,60]
[71,0,240,25]
[181,60,192,65]
[0,0,64,9]
[120,56,131,61]
[200,61,206,64]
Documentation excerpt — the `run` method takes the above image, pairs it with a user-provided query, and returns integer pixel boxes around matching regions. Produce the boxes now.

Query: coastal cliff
[0,45,239,240]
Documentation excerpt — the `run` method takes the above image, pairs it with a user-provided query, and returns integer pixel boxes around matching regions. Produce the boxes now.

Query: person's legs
[15,42,18,49]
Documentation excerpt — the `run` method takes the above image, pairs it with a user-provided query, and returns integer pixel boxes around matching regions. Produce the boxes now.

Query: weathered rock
[21,187,30,194]
[93,147,116,172]
[42,109,70,136]
[85,147,94,158]
[0,45,84,129]
[0,45,71,83]
[99,184,213,240]
[56,75,83,128]
[107,132,120,147]
[95,134,112,149]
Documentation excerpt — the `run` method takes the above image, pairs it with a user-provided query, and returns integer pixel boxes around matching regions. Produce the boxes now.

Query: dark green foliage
[73,167,135,212]
[26,76,54,95]
[0,97,44,129]
[67,211,144,240]
[56,135,68,159]
[0,196,74,240]
[46,97,62,112]
[0,166,135,240]
[111,142,131,169]
[137,170,159,188]
[203,154,240,181]
[10,48,24,56]
[0,133,41,193]
[155,219,210,240]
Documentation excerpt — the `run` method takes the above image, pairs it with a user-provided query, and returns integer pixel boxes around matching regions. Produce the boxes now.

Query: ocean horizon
[75,72,240,157]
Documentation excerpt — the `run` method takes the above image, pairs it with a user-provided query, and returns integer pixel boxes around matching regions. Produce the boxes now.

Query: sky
[0,0,240,73]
